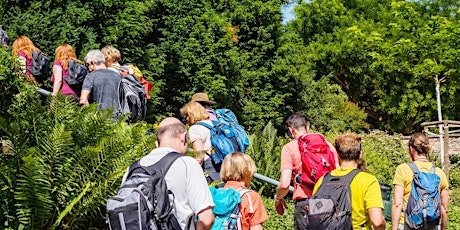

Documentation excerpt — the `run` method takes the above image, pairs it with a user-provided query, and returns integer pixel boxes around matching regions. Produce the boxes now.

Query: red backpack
[298,133,336,187]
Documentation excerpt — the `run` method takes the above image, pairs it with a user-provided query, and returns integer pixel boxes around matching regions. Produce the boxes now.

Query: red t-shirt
[223,181,269,229]
[280,139,312,199]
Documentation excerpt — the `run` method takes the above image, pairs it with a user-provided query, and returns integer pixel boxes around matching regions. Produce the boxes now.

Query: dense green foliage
[290,0,460,133]
[0,0,368,134]
[2,0,460,229]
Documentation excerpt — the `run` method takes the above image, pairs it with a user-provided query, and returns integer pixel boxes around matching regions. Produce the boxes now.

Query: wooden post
[443,121,450,179]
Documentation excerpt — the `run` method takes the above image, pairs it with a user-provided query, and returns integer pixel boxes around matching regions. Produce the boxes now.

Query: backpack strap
[126,152,183,178]
[323,169,361,185]
[197,120,220,130]
[197,121,213,130]
[149,151,184,175]
[407,162,420,174]
[430,163,436,174]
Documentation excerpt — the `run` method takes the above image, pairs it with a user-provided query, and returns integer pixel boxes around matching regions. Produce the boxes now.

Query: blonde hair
[220,152,257,182]
[12,35,40,58]
[409,133,431,156]
[101,45,121,63]
[55,44,80,70]
[180,101,209,125]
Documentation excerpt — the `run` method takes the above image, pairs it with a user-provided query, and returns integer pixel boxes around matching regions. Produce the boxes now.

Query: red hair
[55,44,79,70]
[12,36,40,58]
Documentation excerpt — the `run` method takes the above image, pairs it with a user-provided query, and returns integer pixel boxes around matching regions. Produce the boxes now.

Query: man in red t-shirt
[274,113,338,229]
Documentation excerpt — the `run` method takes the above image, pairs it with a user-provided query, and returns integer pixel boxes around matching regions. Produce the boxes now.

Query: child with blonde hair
[214,152,268,230]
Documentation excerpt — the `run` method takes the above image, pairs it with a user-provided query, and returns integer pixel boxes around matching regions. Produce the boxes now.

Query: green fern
[247,121,289,196]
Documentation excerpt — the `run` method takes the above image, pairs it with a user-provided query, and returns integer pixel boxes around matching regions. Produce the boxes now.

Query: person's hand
[275,196,288,215]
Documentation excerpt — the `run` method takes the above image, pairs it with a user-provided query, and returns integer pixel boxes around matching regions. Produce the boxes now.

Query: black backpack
[307,169,361,230]
[28,50,50,81]
[107,152,183,230]
[65,60,88,92]
[115,74,147,122]
[0,25,8,46]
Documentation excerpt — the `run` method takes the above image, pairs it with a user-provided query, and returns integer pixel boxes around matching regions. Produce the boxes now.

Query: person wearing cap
[191,93,218,122]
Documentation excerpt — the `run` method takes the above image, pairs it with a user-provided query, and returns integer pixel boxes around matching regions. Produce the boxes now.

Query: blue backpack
[405,162,441,229]
[198,109,249,165]
[215,109,250,152]
[210,187,251,230]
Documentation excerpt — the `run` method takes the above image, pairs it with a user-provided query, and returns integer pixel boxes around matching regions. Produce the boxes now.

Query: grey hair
[84,49,106,65]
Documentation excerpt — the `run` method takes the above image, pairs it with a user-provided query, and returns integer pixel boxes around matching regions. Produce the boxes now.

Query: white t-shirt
[122,147,215,229]
[188,120,213,159]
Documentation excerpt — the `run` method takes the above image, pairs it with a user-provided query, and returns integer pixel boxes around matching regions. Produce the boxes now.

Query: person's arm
[274,169,291,215]
[52,64,63,96]
[391,184,404,230]
[250,224,263,230]
[195,205,214,230]
[440,189,449,230]
[192,139,205,152]
[368,207,386,230]
[18,56,27,74]
[79,89,90,106]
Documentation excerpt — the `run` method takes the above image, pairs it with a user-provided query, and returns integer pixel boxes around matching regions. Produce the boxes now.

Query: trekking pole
[253,173,294,193]
[36,87,52,96]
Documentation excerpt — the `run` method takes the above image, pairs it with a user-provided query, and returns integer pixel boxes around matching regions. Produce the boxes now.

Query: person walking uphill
[11,35,42,84]
[79,49,121,110]
[191,92,218,122]
[311,133,386,230]
[392,133,448,230]
[115,117,215,230]
[51,44,83,101]
[274,113,339,229]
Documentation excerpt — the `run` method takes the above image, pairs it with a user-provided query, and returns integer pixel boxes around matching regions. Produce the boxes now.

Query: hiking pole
[36,87,52,96]
[253,173,294,193]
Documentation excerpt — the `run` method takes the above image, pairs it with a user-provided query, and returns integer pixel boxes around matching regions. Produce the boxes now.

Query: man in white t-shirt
[122,117,215,230]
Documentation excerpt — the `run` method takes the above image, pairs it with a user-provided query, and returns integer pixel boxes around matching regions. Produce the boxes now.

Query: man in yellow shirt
[313,133,386,230]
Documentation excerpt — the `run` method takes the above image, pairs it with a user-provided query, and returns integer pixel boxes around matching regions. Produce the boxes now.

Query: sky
[281,2,299,24]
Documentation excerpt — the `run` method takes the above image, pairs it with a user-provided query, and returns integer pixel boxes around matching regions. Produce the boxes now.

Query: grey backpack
[0,25,8,46]
[107,152,183,230]
[307,169,361,230]
[115,74,147,123]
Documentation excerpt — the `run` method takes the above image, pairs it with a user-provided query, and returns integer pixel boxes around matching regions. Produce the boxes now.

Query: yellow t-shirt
[313,167,384,230]
[392,161,448,225]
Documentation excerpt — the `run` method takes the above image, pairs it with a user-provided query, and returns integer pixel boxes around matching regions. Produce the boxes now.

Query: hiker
[101,45,121,72]
[391,133,448,230]
[312,133,386,229]
[274,113,338,229]
[191,92,218,121]
[220,152,269,229]
[120,117,215,229]
[180,101,221,183]
[11,35,41,84]
[51,44,83,101]
[79,49,121,110]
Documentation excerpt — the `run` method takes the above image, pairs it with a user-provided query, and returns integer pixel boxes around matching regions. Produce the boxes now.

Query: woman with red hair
[11,35,40,84]
[51,44,84,100]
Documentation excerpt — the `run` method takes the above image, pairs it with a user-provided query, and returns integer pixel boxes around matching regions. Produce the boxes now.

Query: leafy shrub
[260,195,294,229]
[360,130,409,184]
[247,121,290,197]
[0,91,155,229]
